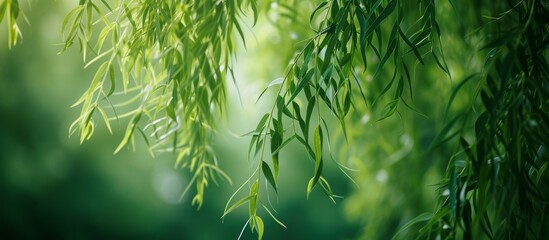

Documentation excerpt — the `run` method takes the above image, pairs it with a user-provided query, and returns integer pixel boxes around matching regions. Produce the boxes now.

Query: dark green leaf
[288,69,314,105]
[261,161,277,192]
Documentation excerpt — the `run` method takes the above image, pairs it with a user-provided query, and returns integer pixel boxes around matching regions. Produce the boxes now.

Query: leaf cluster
[405,1,549,239]
[64,0,257,210]
[0,0,22,48]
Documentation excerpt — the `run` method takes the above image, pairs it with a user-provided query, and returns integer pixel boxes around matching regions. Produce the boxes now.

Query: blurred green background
[0,1,477,239]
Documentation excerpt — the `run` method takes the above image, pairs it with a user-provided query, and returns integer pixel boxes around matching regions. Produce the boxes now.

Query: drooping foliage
[0,0,22,48]
[225,1,451,237]
[411,1,549,239]
[1,0,548,239]
[60,0,257,210]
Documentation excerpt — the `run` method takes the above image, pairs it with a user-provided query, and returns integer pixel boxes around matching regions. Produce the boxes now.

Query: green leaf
[250,0,258,26]
[166,101,177,123]
[276,95,293,118]
[287,69,314,105]
[314,125,323,165]
[306,177,315,199]
[339,53,352,66]
[398,27,424,65]
[355,7,367,65]
[310,2,329,29]
[270,135,296,156]
[0,1,7,24]
[444,74,480,116]
[99,0,113,12]
[86,2,93,37]
[377,99,398,121]
[308,125,323,197]
[249,180,258,217]
[301,42,315,76]
[256,113,270,132]
[537,162,548,184]
[427,115,462,151]
[262,205,287,228]
[261,161,277,193]
[305,96,316,133]
[295,134,316,161]
[449,165,457,219]
[364,0,396,39]
[392,213,433,240]
[254,216,264,240]
[96,106,112,134]
[107,64,116,97]
[114,111,142,154]
[319,176,336,203]
[374,38,397,78]
[292,102,307,139]
[221,195,254,219]
[257,78,284,102]
[10,0,19,20]
[270,130,282,181]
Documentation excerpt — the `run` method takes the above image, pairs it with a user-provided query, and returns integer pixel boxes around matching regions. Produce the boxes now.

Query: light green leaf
[114,111,142,154]
[255,216,264,240]
[262,205,287,228]
[249,180,258,217]
[221,195,254,219]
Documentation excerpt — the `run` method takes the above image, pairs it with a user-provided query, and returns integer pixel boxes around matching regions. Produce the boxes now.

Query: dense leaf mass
[2,0,548,239]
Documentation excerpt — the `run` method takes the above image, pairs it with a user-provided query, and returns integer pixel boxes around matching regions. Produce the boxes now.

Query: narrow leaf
[261,161,278,192]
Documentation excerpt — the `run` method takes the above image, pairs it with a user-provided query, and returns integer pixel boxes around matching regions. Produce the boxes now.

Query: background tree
[1,0,548,239]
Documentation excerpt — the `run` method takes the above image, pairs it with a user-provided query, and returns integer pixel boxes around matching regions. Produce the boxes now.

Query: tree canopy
[1,0,548,239]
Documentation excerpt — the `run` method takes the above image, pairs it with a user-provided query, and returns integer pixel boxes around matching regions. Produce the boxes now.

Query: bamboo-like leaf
[308,125,324,197]
[256,113,270,132]
[261,161,277,192]
[221,195,254,219]
[99,0,112,12]
[249,0,258,25]
[292,102,307,139]
[114,111,142,154]
[444,74,480,116]
[398,27,424,65]
[295,134,316,160]
[257,78,284,102]
[262,205,286,228]
[107,64,116,97]
[310,2,329,29]
[270,130,282,181]
[84,48,113,69]
[355,7,367,66]
[249,180,258,217]
[427,115,462,151]
[319,176,336,203]
[254,216,264,240]
[96,106,112,134]
[86,2,93,38]
[305,96,316,134]
[537,162,548,184]
[287,69,314,105]
[270,135,296,156]
[377,99,398,121]
[306,177,315,199]
[392,213,433,240]
[363,0,396,39]
[449,166,457,220]
[0,1,8,24]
